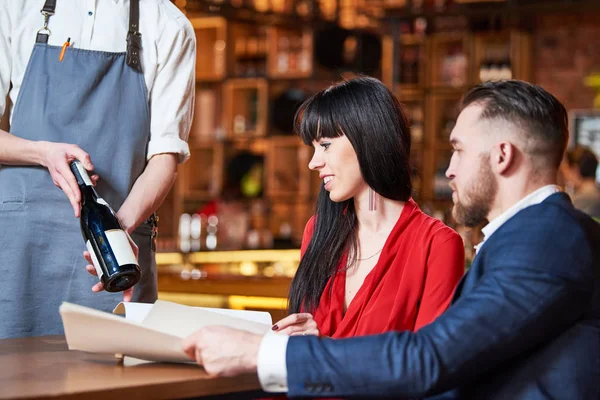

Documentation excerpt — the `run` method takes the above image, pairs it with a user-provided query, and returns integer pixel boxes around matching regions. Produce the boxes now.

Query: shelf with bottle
[266,135,313,199]
[398,94,425,144]
[189,83,226,143]
[415,91,461,201]
[470,26,532,83]
[429,33,470,89]
[410,148,424,200]
[230,24,269,78]
[179,142,224,202]
[268,27,313,79]
[475,38,512,83]
[190,16,227,81]
[223,78,268,138]
[427,91,462,144]
[432,148,453,200]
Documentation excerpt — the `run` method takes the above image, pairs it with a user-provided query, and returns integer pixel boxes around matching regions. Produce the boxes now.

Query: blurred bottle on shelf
[214,39,226,76]
[277,35,290,74]
[178,213,192,253]
[190,213,202,252]
[206,214,219,250]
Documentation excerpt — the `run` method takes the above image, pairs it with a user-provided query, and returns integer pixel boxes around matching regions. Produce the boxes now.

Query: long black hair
[288,76,413,314]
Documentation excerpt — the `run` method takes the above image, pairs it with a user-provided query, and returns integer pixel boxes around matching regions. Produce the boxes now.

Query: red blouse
[302,199,465,337]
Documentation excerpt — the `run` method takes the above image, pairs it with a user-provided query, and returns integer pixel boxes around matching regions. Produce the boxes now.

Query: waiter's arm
[1,3,95,216]
[116,153,178,233]
[114,11,196,233]
[0,129,95,217]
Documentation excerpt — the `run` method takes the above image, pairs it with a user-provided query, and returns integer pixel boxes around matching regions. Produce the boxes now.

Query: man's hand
[272,313,320,336]
[182,326,262,377]
[38,141,98,217]
[83,231,138,301]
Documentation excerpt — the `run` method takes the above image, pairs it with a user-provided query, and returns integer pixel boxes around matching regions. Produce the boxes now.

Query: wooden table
[0,336,264,399]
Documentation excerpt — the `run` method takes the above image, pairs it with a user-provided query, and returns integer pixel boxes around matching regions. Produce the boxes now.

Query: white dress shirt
[473,185,561,253]
[257,184,562,392]
[0,0,195,162]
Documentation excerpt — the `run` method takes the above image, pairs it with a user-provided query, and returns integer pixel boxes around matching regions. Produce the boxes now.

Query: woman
[273,77,465,338]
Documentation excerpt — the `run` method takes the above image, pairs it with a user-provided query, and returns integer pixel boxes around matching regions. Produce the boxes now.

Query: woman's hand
[272,313,320,336]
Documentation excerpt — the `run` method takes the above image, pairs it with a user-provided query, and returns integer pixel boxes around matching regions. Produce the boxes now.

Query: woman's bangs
[296,93,343,145]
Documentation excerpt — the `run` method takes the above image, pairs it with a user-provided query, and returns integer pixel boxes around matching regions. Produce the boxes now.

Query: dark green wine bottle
[70,160,141,292]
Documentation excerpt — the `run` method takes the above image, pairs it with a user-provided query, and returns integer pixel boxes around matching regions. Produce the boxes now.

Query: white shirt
[0,0,195,162]
[473,185,561,253]
[257,184,563,393]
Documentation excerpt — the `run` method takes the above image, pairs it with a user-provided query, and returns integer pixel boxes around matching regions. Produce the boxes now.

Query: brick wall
[533,13,600,110]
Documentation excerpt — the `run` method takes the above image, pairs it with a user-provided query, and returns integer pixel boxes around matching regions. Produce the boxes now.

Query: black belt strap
[126,0,143,72]
[36,0,143,73]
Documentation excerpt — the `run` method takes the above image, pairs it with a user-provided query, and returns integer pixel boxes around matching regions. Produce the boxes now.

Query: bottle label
[74,161,93,186]
[105,229,138,267]
[85,240,104,280]
[96,197,109,207]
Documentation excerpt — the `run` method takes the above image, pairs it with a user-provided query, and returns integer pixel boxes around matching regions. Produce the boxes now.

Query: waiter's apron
[0,7,157,338]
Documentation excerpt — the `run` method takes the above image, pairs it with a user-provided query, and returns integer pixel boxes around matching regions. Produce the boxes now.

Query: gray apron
[0,3,157,339]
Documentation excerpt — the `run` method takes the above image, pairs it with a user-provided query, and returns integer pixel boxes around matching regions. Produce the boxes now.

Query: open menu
[59,300,272,366]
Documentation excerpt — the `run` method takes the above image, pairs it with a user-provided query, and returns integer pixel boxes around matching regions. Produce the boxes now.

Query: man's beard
[452,155,498,228]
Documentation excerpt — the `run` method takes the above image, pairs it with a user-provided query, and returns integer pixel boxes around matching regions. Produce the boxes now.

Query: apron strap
[41,0,57,15]
[126,0,143,72]
[36,0,56,44]
[35,0,142,73]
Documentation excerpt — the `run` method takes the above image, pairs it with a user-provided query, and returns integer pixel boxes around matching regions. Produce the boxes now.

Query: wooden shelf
[190,16,227,81]
[266,136,305,198]
[267,27,313,79]
[429,33,471,90]
[223,78,269,138]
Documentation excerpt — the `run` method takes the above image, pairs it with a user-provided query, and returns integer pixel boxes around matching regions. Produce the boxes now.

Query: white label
[74,161,93,186]
[105,229,139,267]
[96,197,109,206]
[86,240,104,280]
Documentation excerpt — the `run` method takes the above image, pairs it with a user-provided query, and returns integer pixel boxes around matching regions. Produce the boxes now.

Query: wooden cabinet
[158,6,533,256]
[189,16,227,81]
[223,78,269,138]
[156,16,328,251]
[384,28,531,224]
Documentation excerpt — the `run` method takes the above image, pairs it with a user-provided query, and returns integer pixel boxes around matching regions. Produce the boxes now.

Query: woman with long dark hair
[272,77,465,338]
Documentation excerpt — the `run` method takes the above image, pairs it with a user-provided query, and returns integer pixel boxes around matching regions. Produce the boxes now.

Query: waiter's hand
[182,326,262,376]
[83,232,138,301]
[39,141,99,217]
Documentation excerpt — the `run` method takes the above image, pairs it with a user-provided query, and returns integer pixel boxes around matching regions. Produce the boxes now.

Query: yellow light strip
[157,292,228,308]
[155,252,183,265]
[229,296,288,310]
[157,292,289,311]
[188,249,301,264]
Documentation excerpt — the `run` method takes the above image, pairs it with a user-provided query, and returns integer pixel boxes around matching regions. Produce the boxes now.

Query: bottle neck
[70,161,99,204]
[78,183,98,203]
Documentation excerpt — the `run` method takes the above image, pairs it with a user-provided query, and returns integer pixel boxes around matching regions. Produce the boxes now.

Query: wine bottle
[70,160,141,292]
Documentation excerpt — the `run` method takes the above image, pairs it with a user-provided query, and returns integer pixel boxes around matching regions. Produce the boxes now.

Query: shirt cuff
[257,330,289,393]
[147,137,190,164]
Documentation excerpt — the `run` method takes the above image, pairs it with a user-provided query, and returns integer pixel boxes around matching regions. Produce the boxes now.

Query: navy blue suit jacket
[286,193,600,399]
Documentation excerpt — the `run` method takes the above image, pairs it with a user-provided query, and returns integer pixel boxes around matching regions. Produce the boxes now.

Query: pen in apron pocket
[59,38,71,62]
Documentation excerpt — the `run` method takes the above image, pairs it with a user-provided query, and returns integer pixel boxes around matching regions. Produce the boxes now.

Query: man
[0,0,195,338]
[563,145,600,220]
[182,80,600,399]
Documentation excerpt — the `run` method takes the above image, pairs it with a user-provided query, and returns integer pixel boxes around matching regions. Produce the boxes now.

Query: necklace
[355,247,383,261]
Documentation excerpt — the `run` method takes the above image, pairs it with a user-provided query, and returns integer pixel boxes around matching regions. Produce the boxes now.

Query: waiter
[0,0,195,338]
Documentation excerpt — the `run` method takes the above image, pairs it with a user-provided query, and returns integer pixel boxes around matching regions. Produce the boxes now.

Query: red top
[302,199,465,337]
